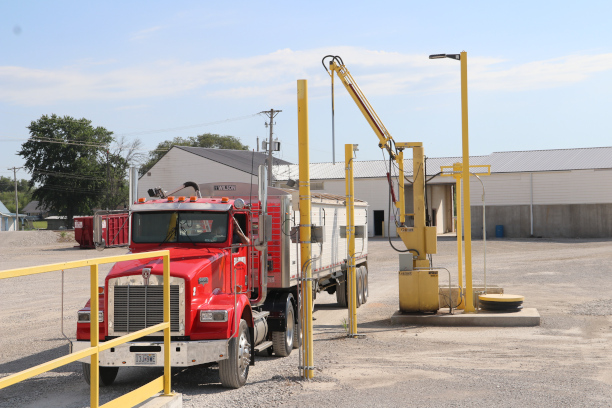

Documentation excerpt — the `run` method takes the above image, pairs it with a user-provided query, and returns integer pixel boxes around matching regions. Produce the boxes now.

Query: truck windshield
[132,211,229,243]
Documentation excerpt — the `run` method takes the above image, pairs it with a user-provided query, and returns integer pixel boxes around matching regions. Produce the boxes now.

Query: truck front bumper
[73,339,229,367]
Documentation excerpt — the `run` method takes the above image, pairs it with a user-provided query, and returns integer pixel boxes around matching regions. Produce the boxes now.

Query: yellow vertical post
[460,51,475,313]
[454,165,464,309]
[89,264,99,408]
[397,150,405,224]
[162,253,172,395]
[412,144,429,268]
[345,144,357,336]
[297,79,314,379]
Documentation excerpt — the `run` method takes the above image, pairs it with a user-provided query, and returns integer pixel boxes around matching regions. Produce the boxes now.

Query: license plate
[135,353,157,365]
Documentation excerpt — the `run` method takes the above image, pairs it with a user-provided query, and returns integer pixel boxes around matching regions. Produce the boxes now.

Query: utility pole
[259,109,282,186]
[8,167,24,231]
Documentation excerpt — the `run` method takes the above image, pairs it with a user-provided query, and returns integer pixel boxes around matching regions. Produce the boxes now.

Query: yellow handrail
[0,250,173,408]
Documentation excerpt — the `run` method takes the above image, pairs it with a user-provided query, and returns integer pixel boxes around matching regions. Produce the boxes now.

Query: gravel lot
[1,231,612,407]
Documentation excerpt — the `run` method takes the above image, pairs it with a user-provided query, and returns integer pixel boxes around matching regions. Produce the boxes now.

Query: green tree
[0,176,30,194]
[18,114,122,227]
[139,133,249,176]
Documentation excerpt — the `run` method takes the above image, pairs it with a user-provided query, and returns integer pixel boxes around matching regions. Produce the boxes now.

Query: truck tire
[293,320,301,349]
[360,265,368,303]
[81,363,119,386]
[336,273,348,307]
[219,319,251,388]
[272,297,294,357]
[356,268,363,307]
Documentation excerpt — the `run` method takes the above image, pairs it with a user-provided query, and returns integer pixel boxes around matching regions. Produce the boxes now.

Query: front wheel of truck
[219,319,251,388]
[81,363,119,386]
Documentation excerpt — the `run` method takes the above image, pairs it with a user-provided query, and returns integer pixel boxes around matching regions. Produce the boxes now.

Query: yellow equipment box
[399,270,440,313]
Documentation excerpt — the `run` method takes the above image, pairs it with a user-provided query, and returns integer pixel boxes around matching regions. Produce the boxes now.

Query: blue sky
[2,1,612,180]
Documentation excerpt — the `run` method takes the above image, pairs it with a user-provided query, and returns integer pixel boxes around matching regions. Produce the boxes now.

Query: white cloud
[1,47,611,106]
[130,26,164,41]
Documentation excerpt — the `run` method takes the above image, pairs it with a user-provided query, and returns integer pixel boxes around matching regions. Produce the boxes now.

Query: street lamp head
[429,53,461,61]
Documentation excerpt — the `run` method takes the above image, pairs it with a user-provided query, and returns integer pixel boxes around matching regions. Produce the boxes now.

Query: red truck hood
[106,246,229,282]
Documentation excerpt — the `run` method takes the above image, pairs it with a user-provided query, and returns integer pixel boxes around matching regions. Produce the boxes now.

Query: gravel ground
[1,232,612,407]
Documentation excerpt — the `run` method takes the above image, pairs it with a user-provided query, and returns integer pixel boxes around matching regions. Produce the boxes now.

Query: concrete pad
[390,308,540,327]
[137,393,182,408]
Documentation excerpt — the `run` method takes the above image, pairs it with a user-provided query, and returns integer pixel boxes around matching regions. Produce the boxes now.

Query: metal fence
[0,250,173,408]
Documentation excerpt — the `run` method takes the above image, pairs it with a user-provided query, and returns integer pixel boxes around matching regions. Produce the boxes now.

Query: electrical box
[399,270,440,313]
[339,225,365,239]
[289,225,325,243]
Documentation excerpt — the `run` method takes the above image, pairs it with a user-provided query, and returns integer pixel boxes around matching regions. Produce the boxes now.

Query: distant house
[138,146,292,198]
[0,201,25,231]
[22,201,51,219]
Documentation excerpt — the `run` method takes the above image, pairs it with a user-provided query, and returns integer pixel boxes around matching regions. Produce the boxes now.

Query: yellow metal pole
[460,51,475,313]
[90,264,99,408]
[345,144,357,336]
[454,167,464,309]
[297,79,314,379]
[162,254,172,395]
[397,150,405,224]
[412,145,428,268]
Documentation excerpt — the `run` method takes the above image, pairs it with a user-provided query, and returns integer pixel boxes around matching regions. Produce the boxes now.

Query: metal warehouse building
[273,146,612,239]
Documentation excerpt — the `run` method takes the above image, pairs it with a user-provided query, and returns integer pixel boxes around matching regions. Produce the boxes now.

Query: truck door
[231,213,249,294]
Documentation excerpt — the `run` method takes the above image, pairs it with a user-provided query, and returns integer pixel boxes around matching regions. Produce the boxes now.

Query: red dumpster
[74,213,129,249]
[74,216,94,249]
[104,213,129,247]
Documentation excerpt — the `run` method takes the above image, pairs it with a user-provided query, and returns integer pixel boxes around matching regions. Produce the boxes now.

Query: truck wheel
[272,297,294,357]
[81,363,119,386]
[293,310,302,349]
[360,265,368,303]
[219,319,251,388]
[336,273,348,307]
[356,268,363,307]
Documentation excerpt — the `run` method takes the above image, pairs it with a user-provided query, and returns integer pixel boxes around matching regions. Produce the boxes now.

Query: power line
[31,170,107,181]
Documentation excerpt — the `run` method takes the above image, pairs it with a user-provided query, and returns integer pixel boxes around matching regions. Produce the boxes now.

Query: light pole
[429,51,475,313]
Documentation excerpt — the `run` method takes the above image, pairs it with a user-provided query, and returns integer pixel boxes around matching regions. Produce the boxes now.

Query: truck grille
[113,286,180,332]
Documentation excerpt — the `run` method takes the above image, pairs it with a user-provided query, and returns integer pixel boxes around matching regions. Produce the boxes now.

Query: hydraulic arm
[323,55,436,267]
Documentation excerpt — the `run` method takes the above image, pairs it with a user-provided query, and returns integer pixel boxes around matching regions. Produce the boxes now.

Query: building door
[374,210,384,236]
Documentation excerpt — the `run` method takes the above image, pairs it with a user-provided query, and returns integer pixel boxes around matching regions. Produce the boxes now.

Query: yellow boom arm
[323,55,396,160]
[323,55,437,263]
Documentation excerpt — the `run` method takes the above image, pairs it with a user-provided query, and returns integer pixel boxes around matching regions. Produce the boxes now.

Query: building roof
[22,200,50,214]
[176,146,292,177]
[0,200,11,216]
[273,146,612,180]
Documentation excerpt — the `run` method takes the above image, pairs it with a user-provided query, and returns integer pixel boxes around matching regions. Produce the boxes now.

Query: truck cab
[76,194,265,388]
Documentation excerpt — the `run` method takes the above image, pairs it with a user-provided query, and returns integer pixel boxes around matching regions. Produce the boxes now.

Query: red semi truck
[74,180,368,388]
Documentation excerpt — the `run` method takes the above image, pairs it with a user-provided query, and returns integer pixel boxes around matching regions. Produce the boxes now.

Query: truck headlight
[200,310,228,322]
[78,311,104,323]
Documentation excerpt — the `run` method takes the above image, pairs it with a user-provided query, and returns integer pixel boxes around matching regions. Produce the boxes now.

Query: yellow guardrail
[0,250,173,408]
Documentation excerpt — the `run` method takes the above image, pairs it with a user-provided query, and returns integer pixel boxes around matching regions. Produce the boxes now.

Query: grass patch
[32,221,47,229]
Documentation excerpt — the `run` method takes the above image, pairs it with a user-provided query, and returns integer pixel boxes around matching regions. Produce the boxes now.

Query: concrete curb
[391,308,540,327]
[138,393,182,408]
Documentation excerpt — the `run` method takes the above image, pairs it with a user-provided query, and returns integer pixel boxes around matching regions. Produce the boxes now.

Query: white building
[0,201,23,231]
[273,147,612,239]
[138,146,292,199]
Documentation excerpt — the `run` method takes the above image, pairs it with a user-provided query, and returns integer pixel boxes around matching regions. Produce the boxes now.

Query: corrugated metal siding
[533,170,612,205]
[469,169,612,206]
